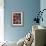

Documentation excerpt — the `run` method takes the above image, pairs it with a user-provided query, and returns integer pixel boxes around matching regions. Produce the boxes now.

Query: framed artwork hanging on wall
[12,11,23,26]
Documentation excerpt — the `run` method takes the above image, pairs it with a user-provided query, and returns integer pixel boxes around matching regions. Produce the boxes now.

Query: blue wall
[4,0,40,42]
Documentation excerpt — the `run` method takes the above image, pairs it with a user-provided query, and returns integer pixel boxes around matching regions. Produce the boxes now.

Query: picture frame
[12,11,23,26]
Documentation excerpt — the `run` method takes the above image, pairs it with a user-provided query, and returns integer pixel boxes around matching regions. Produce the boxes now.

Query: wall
[0,0,4,42]
[4,0,40,42]
[40,0,46,27]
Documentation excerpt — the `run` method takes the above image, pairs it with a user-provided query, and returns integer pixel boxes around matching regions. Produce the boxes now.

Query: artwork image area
[13,13,21,24]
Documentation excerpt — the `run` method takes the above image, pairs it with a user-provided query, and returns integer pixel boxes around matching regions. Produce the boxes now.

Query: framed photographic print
[12,11,23,26]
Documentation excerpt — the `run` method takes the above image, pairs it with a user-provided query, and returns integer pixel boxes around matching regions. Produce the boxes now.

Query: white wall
[40,0,46,9]
[0,0,4,42]
[40,0,46,27]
